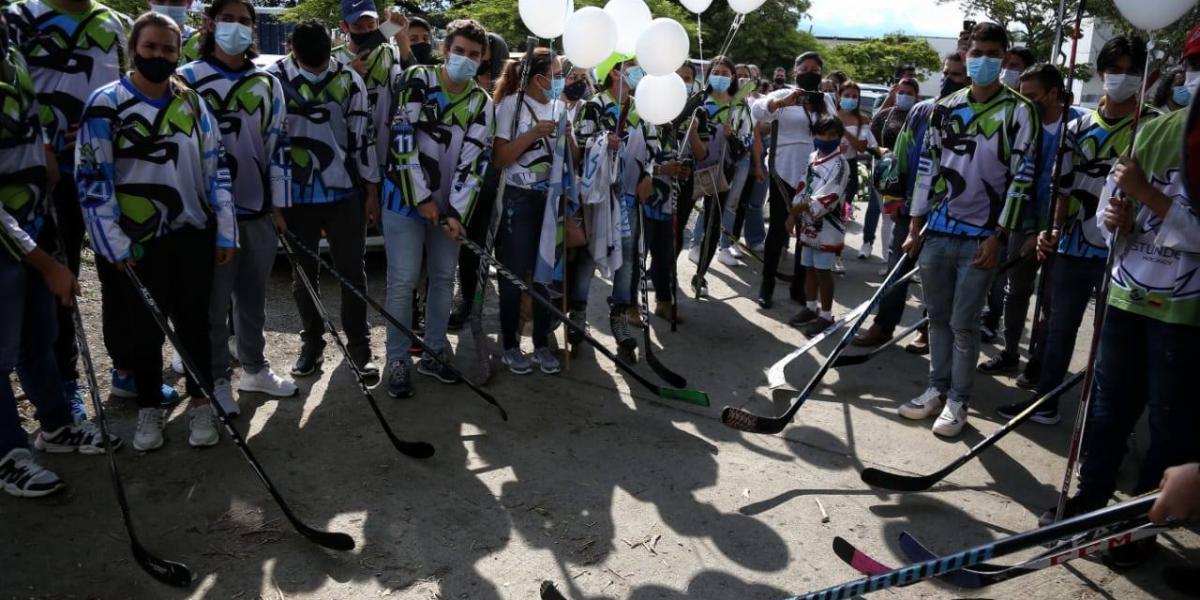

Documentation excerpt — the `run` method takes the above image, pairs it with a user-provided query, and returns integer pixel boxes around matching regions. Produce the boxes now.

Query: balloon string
[696,13,705,84]
[702,13,743,89]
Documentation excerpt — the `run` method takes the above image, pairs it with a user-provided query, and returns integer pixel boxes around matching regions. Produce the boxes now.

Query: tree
[1088,0,1200,67]
[826,32,941,84]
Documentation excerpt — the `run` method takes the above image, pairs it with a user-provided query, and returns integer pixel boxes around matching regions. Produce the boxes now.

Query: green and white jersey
[1056,108,1143,259]
[179,57,288,217]
[495,92,562,189]
[179,25,201,65]
[266,55,378,205]
[383,64,491,223]
[4,0,129,171]
[333,42,402,170]
[0,45,49,260]
[75,78,236,263]
[1098,108,1200,327]
[576,90,637,143]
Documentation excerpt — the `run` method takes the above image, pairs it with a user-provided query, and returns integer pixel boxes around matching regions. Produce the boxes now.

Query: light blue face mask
[300,66,328,83]
[444,52,479,83]
[150,3,187,27]
[839,97,859,111]
[214,22,253,56]
[547,75,565,99]
[966,56,1003,86]
[709,74,731,93]
[624,66,645,89]
[1173,85,1191,107]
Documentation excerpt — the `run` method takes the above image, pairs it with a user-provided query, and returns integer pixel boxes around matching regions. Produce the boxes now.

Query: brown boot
[904,329,930,355]
[853,323,893,347]
[653,301,683,324]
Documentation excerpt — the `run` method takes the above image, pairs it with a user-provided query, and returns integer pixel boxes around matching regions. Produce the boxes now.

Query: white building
[816,34,959,98]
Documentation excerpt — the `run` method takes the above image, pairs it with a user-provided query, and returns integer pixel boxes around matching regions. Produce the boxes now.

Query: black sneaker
[996,398,1060,424]
[291,342,325,377]
[567,310,586,346]
[801,316,835,337]
[978,353,1019,375]
[386,360,414,398]
[1101,537,1158,570]
[757,279,775,309]
[447,307,469,331]
[417,351,461,384]
[788,307,820,327]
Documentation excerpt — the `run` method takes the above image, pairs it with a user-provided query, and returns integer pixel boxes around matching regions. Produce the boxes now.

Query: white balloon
[603,0,652,55]
[680,0,712,14]
[634,73,688,125]
[728,0,767,14]
[518,0,575,39]
[1113,0,1196,30]
[563,7,617,68]
[635,18,690,77]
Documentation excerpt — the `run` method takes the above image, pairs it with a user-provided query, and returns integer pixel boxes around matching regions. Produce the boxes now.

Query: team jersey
[266,55,378,205]
[704,93,753,162]
[178,57,288,217]
[382,64,491,224]
[1097,108,1200,327]
[495,92,565,190]
[4,0,129,171]
[621,121,672,220]
[891,97,936,214]
[333,42,402,170]
[179,25,200,65]
[1056,108,1140,259]
[794,148,850,252]
[0,45,49,259]
[576,90,637,143]
[911,86,1039,237]
[75,78,236,263]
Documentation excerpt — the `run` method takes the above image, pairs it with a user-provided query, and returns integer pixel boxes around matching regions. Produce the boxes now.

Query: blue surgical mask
[214,22,253,56]
[445,52,479,84]
[300,66,328,83]
[966,56,1003,86]
[895,93,916,111]
[839,97,859,111]
[709,75,731,93]
[624,66,645,89]
[814,138,839,155]
[150,3,187,27]
[1174,85,1192,106]
[548,76,565,99]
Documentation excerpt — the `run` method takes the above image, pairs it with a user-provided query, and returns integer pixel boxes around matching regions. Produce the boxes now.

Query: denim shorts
[800,246,835,270]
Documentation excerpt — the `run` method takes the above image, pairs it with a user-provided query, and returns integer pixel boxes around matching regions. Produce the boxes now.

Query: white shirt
[751,87,839,187]
[840,122,877,160]
[495,93,561,188]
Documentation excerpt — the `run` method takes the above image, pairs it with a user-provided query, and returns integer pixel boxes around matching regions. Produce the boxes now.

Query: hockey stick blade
[540,581,569,600]
[720,405,788,434]
[647,350,688,389]
[833,317,927,367]
[131,542,193,587]
[831,537,892,575]
[659,386,710,406]
[860,370,1085,492]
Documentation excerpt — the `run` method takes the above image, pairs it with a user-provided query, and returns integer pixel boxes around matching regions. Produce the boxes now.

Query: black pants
[457,166,500,307]
[96,228,214,407]
[672,178,697,258]
[496,187,553,349]
[39,178,84,382]
[642,216,675,302]
[283,199,370,356]
[762,174,805,298]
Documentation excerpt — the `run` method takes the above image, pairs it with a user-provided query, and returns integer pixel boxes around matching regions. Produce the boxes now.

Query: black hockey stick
[723,251,916,434]
[278,236,438,457]
[859,370,1084,491]
[283,231,507,422]
[635,198,688,388]
[832,316,927,367]
[784,492,1161,600]
[123,268,354,551]
[540,581,569,600]
[455,231,710,406]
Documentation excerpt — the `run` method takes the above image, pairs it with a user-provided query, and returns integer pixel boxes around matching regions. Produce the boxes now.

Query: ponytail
[492,46,554,104]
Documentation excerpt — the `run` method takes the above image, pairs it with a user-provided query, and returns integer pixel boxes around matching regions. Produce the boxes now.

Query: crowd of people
[0,0,1198,571]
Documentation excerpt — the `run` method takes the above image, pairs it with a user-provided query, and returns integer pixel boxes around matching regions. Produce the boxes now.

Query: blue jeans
[918,235,996,405]
[609,195,640,308]
[1079,307,1200,500]
[1,254,73,456]
[382,210,460,363]
[873,214,911,331]
[497,187,555,349]
[1034,255,1105,399]
[567,247,594,311]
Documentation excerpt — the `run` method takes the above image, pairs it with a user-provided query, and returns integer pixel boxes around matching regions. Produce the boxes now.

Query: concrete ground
[3,217,1196,600]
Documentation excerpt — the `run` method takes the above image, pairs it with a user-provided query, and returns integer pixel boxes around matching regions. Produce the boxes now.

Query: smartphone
[963,20,976,32]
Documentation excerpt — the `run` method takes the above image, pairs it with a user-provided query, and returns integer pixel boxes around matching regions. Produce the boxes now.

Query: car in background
[858,83,891,116]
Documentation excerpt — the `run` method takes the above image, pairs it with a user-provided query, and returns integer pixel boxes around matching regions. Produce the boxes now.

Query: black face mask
[564,79,591,102]
[795,71,821,92]
[134,54,176,84]
[349,29,386,53]
[940,77,967,99]
[411,41,433,65]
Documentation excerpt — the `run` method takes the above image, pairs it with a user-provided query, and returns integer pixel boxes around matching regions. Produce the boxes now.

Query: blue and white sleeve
[198,100,238,249]
[75,90,131,263]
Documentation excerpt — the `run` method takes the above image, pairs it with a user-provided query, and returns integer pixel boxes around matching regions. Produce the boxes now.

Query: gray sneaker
[501,348,533,375]
[531,347,562,374]
[387,360,414,399]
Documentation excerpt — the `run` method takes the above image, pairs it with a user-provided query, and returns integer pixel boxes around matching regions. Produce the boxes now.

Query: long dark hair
[129,12,191,95]
[199,0,259,61]
[705,54,739,97]
[493,46,553,103]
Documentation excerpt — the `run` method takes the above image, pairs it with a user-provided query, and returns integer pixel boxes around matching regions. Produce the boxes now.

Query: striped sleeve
[448,93,494,224]
[908,106,942,219]
[346,71,380,184]
[75,89,130,264]
[0,208,36,259]
[998,96,1040,231]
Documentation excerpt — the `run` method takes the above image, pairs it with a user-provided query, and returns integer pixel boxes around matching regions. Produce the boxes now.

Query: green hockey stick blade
[658,387,711,407]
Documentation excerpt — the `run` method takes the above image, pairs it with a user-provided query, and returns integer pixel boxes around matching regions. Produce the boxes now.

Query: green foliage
[826,32,941,84]
[104,0,148,16]
[1087,0,1200,66]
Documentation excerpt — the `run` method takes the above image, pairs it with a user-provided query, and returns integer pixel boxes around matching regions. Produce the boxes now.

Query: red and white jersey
[794,148,850,252]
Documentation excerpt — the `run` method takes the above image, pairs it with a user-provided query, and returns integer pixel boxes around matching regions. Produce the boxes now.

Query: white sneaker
[133,407,165,452]
[237,367,298,398]
[211,379,240,417]
[728,245,746,259]
[717,247,741,267]
[171,349,184,375]
[932,399,968,437]
[688,245,701,264]
[858,241,873,260]
[898,387,946,420]
[187,405,220,448]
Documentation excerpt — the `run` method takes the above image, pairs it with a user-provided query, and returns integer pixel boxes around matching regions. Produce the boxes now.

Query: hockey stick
[123,268,354,551]
[455,231,710,406]
[283,231,507,421]
[784,492,1161,600]
[832,315,927,367]
[635,193,688,388]
[724,251,917,434]
[859,370,1084,491]
[540,581,569,600]
[278,237,438,457]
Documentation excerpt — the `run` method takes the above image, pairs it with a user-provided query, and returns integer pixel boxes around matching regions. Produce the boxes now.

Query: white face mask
[1103,73,1143,103]
[999,68,1021,88]
[1187,70,1200,95]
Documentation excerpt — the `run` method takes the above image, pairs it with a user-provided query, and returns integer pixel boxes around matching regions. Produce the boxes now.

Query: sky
[803,0,973,39]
